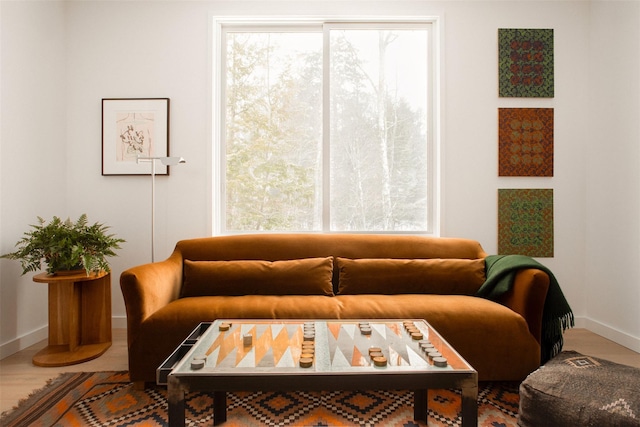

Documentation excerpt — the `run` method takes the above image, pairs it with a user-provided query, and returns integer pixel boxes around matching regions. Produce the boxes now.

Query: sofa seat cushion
[336,294,541,381]
[182,257,334,297]
[130,295,343,382]
[336,257,486,295]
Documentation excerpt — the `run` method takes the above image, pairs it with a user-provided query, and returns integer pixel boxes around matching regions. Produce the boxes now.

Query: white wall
[1,1,68,356]
[442,1,591,327]
[1,0,639,357]
[585,0,640,350]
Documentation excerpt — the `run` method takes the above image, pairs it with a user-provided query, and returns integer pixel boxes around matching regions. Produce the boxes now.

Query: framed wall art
[102,98,170,175]
[498,28,554,98]
[498,188,554,257]
[499,108,554,176]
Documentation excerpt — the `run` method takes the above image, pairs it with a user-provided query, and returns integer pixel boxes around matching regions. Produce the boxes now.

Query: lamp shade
[160,157,186,166]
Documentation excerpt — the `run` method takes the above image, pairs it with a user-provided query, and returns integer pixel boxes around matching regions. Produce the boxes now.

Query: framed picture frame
[102,98,170,175]
[498,107,554,177]
[498,188,554,257]
[498,29,554,98]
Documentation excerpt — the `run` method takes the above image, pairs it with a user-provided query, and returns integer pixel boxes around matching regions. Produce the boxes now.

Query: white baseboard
[0,326,48,360]
[580,317,640,353]
[112,316,128,329]
[0,316,128,360]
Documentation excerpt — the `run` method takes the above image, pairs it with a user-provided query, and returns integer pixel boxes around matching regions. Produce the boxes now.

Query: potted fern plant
[1,214,125,276]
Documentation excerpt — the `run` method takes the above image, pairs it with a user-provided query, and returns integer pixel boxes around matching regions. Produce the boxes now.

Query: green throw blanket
[477,255,574,364]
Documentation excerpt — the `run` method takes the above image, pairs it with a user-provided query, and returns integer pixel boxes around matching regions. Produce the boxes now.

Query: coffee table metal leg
[413,389,427,422]
[461,383,478,427]
[213,391,227,425]
[167,377,185,427]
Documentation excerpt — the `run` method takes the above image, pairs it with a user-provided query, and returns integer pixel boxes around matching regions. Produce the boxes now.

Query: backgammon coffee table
[158,319,477,426]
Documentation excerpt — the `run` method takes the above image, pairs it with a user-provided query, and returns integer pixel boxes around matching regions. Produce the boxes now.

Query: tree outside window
[218,21,435,234]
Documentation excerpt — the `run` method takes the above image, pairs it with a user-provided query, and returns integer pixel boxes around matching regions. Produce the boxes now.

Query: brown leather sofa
[120,234,549,387]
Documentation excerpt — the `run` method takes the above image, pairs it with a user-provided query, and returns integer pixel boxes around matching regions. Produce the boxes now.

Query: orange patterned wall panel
[499,108,553,177]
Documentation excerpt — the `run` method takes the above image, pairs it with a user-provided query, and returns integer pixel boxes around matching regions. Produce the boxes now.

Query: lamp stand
[137,156,186,262]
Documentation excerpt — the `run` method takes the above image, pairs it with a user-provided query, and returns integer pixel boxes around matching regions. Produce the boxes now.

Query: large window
[214,19,438,234]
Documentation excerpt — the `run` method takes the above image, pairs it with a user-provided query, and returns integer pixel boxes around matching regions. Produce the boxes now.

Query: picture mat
[102,98,169,175]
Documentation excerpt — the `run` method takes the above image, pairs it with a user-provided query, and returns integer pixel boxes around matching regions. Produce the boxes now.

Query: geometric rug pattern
[1,371,520,427]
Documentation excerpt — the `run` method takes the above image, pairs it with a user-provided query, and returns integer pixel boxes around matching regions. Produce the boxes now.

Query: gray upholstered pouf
[518,350,640,426]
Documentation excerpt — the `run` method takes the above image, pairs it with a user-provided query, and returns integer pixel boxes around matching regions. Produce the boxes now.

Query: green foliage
[224,29,429,232]
[1,214,125,275]
[225,33,322,231]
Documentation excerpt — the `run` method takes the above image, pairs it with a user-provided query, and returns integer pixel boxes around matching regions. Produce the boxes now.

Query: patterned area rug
[1,372,519,426]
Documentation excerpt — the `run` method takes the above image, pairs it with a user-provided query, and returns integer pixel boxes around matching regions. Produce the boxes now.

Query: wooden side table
[32,271,112,366]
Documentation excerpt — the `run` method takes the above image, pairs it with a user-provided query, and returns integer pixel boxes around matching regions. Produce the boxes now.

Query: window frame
[212,17,441,236]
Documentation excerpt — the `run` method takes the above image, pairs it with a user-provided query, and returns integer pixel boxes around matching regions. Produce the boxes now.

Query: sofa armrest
[120,253,183,347]
[496,268,549,346]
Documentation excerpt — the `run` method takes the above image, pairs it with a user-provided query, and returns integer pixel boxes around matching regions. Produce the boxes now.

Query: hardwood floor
[1,328,639,414]
[562,328,640,368]
[0,329,128,414]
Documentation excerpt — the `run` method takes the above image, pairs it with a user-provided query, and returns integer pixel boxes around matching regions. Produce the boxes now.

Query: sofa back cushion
[175,234,487,261]
[173,234,488,295]
[336,257,486,295]
[182,257,334,297]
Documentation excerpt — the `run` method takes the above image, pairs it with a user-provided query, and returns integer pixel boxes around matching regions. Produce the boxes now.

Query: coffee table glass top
[170,319,474,375]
